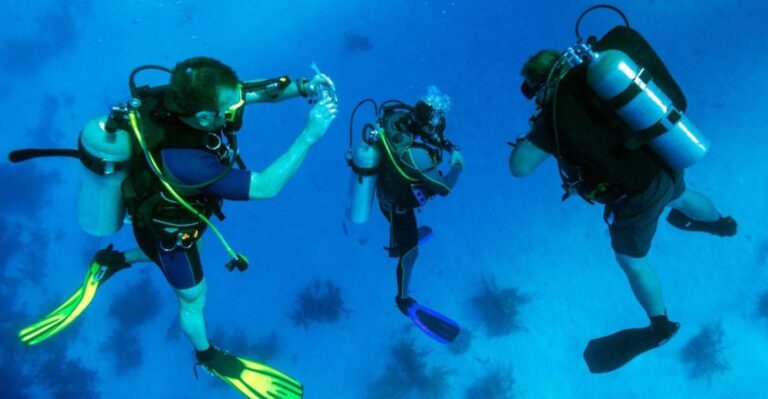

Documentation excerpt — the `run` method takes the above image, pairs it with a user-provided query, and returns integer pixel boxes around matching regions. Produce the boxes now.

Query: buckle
[177,230,199,249]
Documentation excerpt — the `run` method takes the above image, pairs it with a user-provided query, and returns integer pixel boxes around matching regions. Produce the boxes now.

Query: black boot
[195,345,219,365]
[395,296,417,317]
[650,313,680,346]
[93,244,131,283]
[666,209,737,237]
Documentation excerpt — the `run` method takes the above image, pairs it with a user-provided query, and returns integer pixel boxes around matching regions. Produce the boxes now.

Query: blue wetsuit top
[134,148,251,290]
[162,148,251,200]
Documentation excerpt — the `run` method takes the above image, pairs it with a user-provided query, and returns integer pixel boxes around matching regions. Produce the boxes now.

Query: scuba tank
[346,138,381,224]
[77,115,132,236]
[345,99,383,224]
[346,96,455,220]
[586,49,708,169]
[548,5,709,170]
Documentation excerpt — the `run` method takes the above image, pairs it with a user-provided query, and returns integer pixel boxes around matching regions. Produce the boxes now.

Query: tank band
[605,68,653,111]
[78,138,130,175]
[347,159,379,176]
[624,109,682,150]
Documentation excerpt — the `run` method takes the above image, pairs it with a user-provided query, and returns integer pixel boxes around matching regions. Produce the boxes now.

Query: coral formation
[680,323,729,380]
[104,271,161,373]
[291,279,348,328]
[465,364,516,399]
[0,3,89,76]
[100,327,143,374]
[108,271,161,329]
[472,276,530,337]
[366,338,453,399]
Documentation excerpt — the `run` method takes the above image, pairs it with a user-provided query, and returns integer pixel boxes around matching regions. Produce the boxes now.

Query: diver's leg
[608,218,666,318]
[139,226,208,349]
[176,279,210,351]
[124,247,151,264]
[160,245,207,350]
[614,252,666,317]
[668,188,720,222]
[397,247,419,299]
[606,172,679,318]
[663,173,737,236]
[393,208,419,300]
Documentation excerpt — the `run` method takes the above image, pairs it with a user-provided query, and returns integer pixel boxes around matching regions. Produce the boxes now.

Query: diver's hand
[302,98,338,144]
[450,150,465,169]
[307,73,330,91]
[306,73,337,103]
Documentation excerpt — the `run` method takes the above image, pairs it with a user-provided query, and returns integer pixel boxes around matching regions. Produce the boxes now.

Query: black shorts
[379,202,418,258]
[604,170,686,258]
[133,223,205,290]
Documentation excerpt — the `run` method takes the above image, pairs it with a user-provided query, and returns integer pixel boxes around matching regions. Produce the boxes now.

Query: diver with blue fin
[346,87,464,344]
[508,5,737,373]
[10,56,338,398]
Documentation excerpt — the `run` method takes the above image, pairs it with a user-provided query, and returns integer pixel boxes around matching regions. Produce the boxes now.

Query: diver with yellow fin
[508,6,737,373]
[10,57,338,398]
[346,87,464,344]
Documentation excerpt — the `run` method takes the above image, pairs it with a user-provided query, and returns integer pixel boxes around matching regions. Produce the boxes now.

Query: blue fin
[407,303,460,344]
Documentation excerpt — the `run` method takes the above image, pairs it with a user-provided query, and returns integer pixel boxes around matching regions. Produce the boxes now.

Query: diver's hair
[520,49,561,86]
[165,56,239,114]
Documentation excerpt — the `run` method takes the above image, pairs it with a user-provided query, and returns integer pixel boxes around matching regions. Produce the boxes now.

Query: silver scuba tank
[345,131,381,224]
[77,117,132,236]
[586,49,709,169]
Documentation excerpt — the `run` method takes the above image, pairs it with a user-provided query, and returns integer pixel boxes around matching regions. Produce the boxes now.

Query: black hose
[348,98,413,149]
[129,65,172,97]
[575,4,630,42]
[378,99,410,116]
[348,98,378,148]
[8,149,79,163]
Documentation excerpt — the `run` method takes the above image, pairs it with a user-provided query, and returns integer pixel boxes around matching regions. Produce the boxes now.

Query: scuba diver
[345,87,464,344]
[10,56,338,399]
[508,6,738,373]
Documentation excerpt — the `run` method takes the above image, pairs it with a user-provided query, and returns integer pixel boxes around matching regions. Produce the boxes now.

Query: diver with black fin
[10,56,338,398]
[345,87,464,344]
[508,5,737,373]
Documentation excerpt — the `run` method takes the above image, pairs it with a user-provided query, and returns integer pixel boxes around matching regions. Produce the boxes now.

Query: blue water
[1,1,766,398]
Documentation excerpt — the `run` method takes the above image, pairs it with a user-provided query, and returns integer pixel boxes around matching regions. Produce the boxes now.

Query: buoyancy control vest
[547,25,686,201]
[121,86,239,246]
[376,110,441,208]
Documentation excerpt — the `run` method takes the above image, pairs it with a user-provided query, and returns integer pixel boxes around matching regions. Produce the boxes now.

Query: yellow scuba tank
[345,130,381,224]
[586,49,709,169]
[77,117,132,236]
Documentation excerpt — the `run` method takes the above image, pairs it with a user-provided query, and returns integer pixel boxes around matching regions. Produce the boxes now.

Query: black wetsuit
[376,112,462,296]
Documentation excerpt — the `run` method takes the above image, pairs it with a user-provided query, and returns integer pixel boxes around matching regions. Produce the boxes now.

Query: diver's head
[165,57,243,131]
[412,101,445,143]
[520,49,561,102]
[410,86,450,147]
